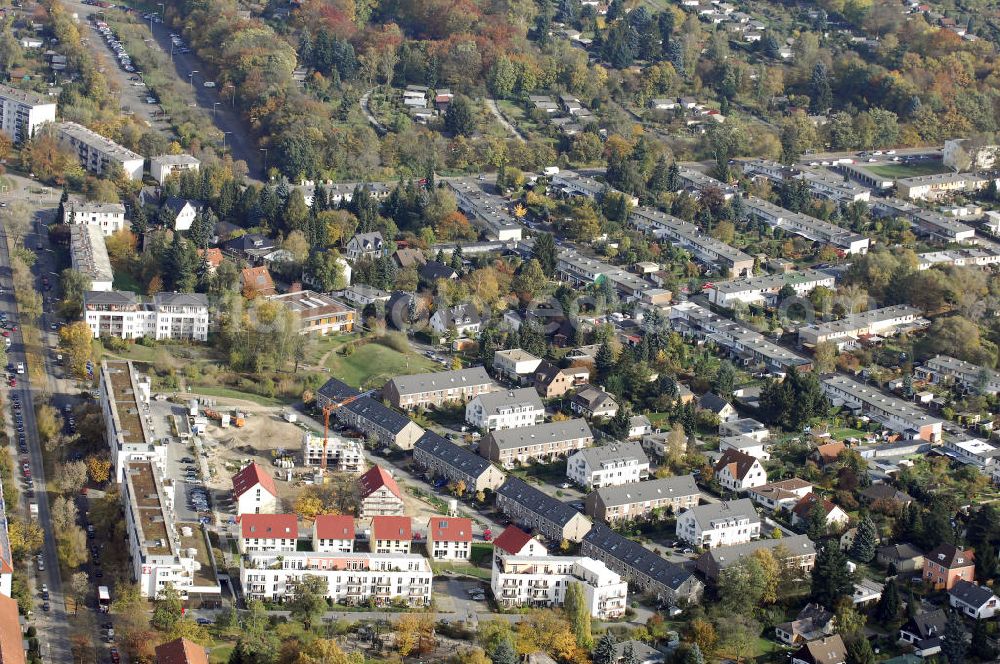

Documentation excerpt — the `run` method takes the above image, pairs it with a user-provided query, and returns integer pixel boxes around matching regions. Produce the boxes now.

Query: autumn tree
[152,584,183,631]
[60,321,95,379]
[563,581,594,649]
[86,456,112,484]
[70,571,89,614]
[34,403,61,445]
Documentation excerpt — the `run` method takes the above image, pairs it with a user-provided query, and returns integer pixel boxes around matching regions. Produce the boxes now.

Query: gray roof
[681,499,759,529]
[877,543,924,562]
[472,388,543,415]
[573,385,617,410]
[613,641,664,664]
[592,475,699,507]
[386,367,494,397]
[572,441,648,468]
[344,397,418,435]
[414,431,498,479]
[84,290,139,306]
[153,292,208,307]
[697,534,815,570]
[949,580,997,608]
[317,377,361,403]
[497,477,586,528]
[486,419,593,451]
[582,523,697,591]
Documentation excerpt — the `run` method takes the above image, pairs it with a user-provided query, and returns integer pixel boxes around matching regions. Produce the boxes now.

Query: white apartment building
[238,514,299,554]
[301,432,365,472]
[83,291,210,342]
[99,360,165,483]
[675,499,761,548]
[241,552,432,606]
[70,225,113,292]
[566,442,650,490]
[426,517,473,561]
[491,554,628,619]
[465,388,545,432]
[821,375,943,442]
[0,83,56,143]
[798,305,927,348]
[493,349,543,383]
[313,515,355,553]
[707,269,835,308]
[897,172,987,201]
[53,121,144,180]
[232,463,279,516]
[63,199,126,236]
[150,154,201,185]
[944,438,1000,471]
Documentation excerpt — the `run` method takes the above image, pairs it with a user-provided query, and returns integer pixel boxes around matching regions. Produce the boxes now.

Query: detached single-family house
[370,515,412,554]
[775,604,836,646]
[533,360,590,398]
[899,610,947,657]
[748,478,813,511]
[357,466,405,518]
[346,232,386,262]
[877,543,925,573]
[430,304,482,339]
[713,448,767,493]
[232,462,278,515]
[923,544,975,590]
[240,266,277,297]
[949,580,1000,619]
[161,196,202,231]
[571,385,619,419]
[426,516,473,561]
[313,514,355,553]
[699,393,738,422]
[791,493,850,531]
[791,635,846,664]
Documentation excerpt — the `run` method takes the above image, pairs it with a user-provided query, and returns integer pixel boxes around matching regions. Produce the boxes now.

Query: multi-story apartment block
[313,515,355,553]
[480,419,594,468]
[0,469,12,597]
[821,375,943,442]
[629,206,755,277]
[232,462,279,515]
[566,442,650,490]
[465,388,545,432]
[426,517,473,561]
[238,514,298,554]
[493,349,543,383]
[412,432,506,493]
[491,554,628,618]
[314,378,425,450]
[357,466,405,518]
[63,199,126,236]
[150,154,200,185]
[70,225,114,292]
[53,121,144,180]
[695,534,816,581]
[744,196,870,255]
[0,83,56,142]
[266,291,356,336]
[301,432,365,472]
[122,461,220,598]
[585,475,700,523]
[707,269,836,308]
[675,499,761,548]
[897,172,987,201]
[369,516,412,554]
[581,524,704,605]
[496,478,593,543]
[713,448,768,493]
[384,367,497,410]
[446,178,522,241]
[83,291,210,342]
[99,360,165,482]
[241,552,432,605]
[916,355,1000,395]
[943,438,999,471]
[798,305,927,348]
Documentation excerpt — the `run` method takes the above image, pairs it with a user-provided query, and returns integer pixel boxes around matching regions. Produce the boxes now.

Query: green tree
[846,636,876,664]
[713,361,736,397]
[151,584,183,631]
[875,581,900,624]
[563,581,593,649]
[621,642,639,664]
[288,575,329,631]
[810,543,853,607]
[445,95,476,137]
[59,269,92,320]
[941,609,967,664]
[492,636,517,664]
[850,517,878,563]
[596,339,616,377]
[489,56,516,99]
[511,259,547,300]
[971,618,996,661]
[684,643,705,664]
[534,232,557,278]
[806,501,828,540]
[593,632,617,664]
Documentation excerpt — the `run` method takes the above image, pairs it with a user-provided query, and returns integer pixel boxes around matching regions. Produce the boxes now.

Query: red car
[8,378,15,388]
[110,647,120,663]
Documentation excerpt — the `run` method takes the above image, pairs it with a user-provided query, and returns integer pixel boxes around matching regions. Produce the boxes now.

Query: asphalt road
[0,213,72,663]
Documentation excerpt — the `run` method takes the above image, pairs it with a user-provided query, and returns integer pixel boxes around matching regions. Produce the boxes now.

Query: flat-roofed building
[480,419,594,468]
[629,206,754,277]
[897,172,987,201]
[150,154,200,185]
[917,249,1000,270]
[53,121,144,180]
[99,360,164,482]
[0,82,56,142]
[822,375,943,441]
[585,475,699,523]
[875,198,976,243]
[301,432,365,472]
[745,196,870,255]
[70,225,114,291]
[798,305,927,348]
[491,554,628,618]
[84,291,209,342]
[63,198,126,236]
[916,355,1000,395]
[707,269,835,308]
[493,349,543,383]
[267,290,356,335]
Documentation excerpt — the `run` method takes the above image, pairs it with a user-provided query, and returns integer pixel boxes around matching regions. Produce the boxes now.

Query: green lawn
[112,270,144,293]
[324,342,439,389]
[185,385,290,407]
[865,162,949,179]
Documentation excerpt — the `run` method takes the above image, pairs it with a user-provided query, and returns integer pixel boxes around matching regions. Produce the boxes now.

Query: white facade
[821,375,943,442]
[236,482,277,516]
[0,83,56,143]
[100,360,165,483]
[238,515,298,554]
[70,225,114,292]
[301,432,365,472]
[313,516,355,554]
[64,200,126,236]
[54,121,144,180]
[241,552,432,606]
[150,154,201,185]
[675,499,761,548]
[465,388,545,431]
[566,442,650,490]
[83,291,210,342]
[715,451,768,492]
[708,269,835,308]
[944,438,999,471]
[426,517,473,561]
[491,554,628,619]
[170,200,199,231]
[493,349,542,382]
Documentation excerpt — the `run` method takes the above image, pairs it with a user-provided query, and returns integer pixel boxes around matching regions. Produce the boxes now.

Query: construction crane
[320,393,363,472]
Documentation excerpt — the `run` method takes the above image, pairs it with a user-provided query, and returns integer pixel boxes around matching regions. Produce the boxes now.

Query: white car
[203,81,216,88]
[16,363,24,374]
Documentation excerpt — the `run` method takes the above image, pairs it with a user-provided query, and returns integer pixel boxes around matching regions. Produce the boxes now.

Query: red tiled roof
[813,441,846,465]
[428,517,472,543]
[231,462,278,500]
[197,248,223,268]
[314,514,355,540]
[492,525,534,555]
[239,513,298,540]
[155,637,209,664]
[357,466,401,500]
[371,516,411,541]
[0,594,25,664]
[791,492,837,520]
[713,448,759,481]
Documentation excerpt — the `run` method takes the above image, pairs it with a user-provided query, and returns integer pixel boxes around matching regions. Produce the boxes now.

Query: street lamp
[221,131,232,150]
[259,148,268,178]
[212,101,220,118]
[148,11,156,32]
[223,82,235,109]
[188,70,198,89]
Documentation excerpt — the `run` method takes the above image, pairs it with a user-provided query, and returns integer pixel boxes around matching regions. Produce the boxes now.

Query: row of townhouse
[694,533,817,580]
[479,419,595,468]
[915,355,1000,395]
[797,305,927,348]
[740,159,871,205]
[669,301,814,375]
[821,374,944,442]
[628,205,755,278]
[896,172,988,201]
[412,431,507,493]
[83,291,210,342]
[384,367,497,410]
[555,247,656,301]
[706,269,836,309]
[584,475,700,523]
[491,553,628,619]
[675,499,761,548]
[496,477,593,543]
[873,198,976,243]
[744,196,871,255]
[70,224,114,292]
[446,178,523,242]
[917,248,1000,270]
[315,378,425,450]
[566,441,650,490]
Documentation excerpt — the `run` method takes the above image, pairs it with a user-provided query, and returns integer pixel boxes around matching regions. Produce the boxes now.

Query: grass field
[324,342,440,388]
[865,162,949,179]
[112,270,144,294]
[185,385,290,407]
